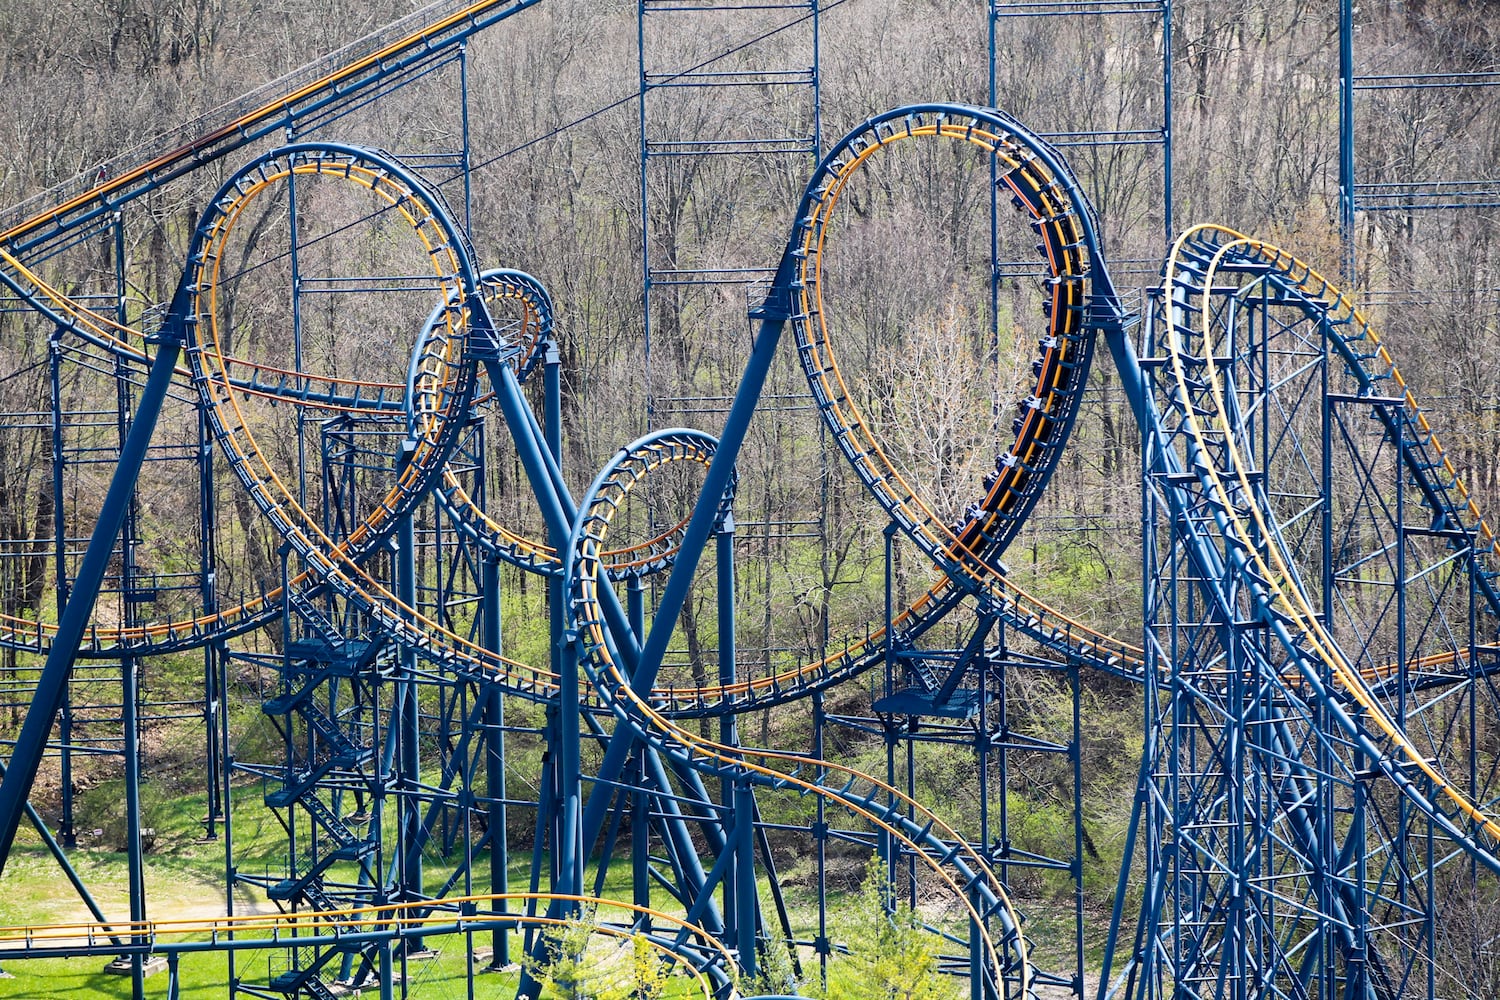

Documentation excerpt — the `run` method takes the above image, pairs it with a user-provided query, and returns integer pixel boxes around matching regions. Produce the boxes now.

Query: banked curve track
[1158,223,1500,860]
[0,101,1127,1000]
[2,6,1500,990]
[1100,221,1500,1000]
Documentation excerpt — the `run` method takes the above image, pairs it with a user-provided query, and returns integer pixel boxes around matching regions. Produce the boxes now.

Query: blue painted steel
[123,649,146,999]
[0,306,186,876]
[481,554,508,966]
[717,519,738,941]
[564,182,1032,995]
[734,780,756,978]
[489,393,732,988]
[1340,0,1354,276]
[396,443,424,948]
[1099,229,1500,999]
[0,0,544,254]
[0,0,1493,987]
[1162,0,1174,244]
[0,761,121,946]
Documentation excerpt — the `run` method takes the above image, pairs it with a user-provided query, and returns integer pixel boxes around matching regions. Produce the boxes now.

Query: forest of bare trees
[3,0,1496,546]
[1,0,1498,981]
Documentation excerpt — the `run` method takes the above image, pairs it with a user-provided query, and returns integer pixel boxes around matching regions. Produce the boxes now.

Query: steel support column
[0,315,185,875]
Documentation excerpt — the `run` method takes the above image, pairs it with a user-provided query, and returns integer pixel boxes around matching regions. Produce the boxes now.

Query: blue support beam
[482,554,508,967]
[7,0,1498,982]
[0,313,185,877]
[0,0,545,255]
[396,442,425,951]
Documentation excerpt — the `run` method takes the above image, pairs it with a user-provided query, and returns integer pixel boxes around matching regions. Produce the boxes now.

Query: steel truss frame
[0,6,1497,1000]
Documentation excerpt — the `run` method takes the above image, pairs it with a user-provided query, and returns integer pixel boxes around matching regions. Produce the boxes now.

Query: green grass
[2,827,1103,1000]
[4,952,225,999]
[0,782,737,999]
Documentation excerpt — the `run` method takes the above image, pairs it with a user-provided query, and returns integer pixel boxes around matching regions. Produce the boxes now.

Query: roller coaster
[0,2,1497,999]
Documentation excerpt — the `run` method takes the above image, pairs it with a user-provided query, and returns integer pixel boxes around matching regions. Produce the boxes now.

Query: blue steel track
[0,5,1496,1000]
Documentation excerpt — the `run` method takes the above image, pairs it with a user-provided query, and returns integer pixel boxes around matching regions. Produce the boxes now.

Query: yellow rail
[0,0,534,245]
[570,439,1032,996]
[0,892,730,998]
[1164,222,1500,848]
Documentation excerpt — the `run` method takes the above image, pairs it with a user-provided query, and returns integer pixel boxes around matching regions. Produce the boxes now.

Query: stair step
[266,839,374,900]
[270,970,343,1000]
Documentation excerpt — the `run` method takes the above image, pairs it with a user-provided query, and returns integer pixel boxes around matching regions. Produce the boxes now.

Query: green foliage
[521,907,671,1000]
[522,911,598,1000]
[821,862,964,1000]
[628,933,669,1000]
[738,934,801,998]
[74,778,175,853]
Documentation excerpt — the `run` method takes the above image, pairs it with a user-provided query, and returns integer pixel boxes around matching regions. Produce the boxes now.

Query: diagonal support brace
[0,323,184,877]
